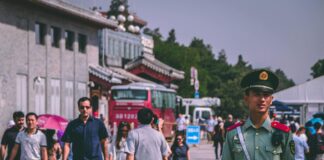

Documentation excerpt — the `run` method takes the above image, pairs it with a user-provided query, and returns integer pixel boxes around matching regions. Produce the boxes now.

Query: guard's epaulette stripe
[271,121,290,133]
[226,121,244,132]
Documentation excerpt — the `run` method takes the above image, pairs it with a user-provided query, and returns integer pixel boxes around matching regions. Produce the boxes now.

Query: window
[152,91,162,108]
[128,44,132,59]
[35,22,46,45]
[109,38,113,55]
[16,74,27,113]
[152,91,176,108]
[77,82,87,102]
[35,77,45,114]
[124,42,128,58]
[112,89,148,100]
[51,26,61,48]
[64,81,74,119]
[50,79,60,115]
[65,30,74,51]
[78,33,87,53]
[112,39,116,55]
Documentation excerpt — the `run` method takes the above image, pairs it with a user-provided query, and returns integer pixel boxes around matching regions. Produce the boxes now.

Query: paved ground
[189,140,217,160]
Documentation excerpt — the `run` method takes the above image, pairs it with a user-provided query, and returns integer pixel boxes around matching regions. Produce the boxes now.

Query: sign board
[182,98,221,107]
[186,125,200,144]
[194,91,200,98]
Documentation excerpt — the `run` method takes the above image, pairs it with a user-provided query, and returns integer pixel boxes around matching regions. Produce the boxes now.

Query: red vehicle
[108,82,177,138]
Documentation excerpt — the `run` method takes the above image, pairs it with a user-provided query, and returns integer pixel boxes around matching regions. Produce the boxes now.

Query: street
[189,140,216,160]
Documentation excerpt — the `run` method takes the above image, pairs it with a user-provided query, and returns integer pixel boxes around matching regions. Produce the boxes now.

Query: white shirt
[109,136,128,160]
[176,117,186,131]
[293,134,309,160]
[207,119,216,132]
[15,130,47,160]
[126,125,168,160]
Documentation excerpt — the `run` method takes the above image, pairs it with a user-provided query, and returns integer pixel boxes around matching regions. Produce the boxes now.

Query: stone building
[0,0,116,134]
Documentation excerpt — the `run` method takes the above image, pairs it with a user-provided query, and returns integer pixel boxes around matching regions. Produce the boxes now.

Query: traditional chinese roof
[109,67,153,83]
[125,56,185,80]
[89,65,123,84]
[132,14,147,27]
[89,65,154,84]
[25,0,118,29]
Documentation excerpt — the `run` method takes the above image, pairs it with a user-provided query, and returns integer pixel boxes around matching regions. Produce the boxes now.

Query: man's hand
[101,138,109,160]
[62,143,71,160]
[41,146,48,160]
[126,153,134,160]
[8,144,19,160]
[0,145,7,160]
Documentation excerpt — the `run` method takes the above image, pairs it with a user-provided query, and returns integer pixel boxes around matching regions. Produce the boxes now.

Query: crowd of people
[1,69,324,160]
[0,98,190,160]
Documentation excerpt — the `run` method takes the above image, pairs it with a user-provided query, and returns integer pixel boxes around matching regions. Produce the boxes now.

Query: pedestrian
[126,108,169,160]
[198,117,206,140]
[170,133,190,160]
[1,111,25,160]
[109,122,130,160]
[152,114,161,132]
[184,116,190,126]
[293,126,309,160]
[152,114,172,156]
[176,113,186,135]
[45,129,62,160]
[62,97,109,160]
[9,112,47,160]
[206,115,216,144]
[213,123,225,160]
[223,114,234,137]
[313,122,324,160]
[222,69,294,160]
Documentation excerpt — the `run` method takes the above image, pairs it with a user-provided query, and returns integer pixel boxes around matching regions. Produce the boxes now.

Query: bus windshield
[112,89,148,100]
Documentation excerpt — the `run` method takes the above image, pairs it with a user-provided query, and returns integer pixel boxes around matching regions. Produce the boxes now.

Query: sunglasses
[79,106,91,110]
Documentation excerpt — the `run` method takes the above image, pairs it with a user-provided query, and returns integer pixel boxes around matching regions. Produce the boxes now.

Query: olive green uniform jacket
[221,118,294,160]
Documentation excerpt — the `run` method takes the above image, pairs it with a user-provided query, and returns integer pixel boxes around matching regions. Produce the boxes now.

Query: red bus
[108,82,177,138]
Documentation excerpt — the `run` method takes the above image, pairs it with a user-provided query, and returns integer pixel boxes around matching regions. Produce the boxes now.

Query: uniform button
[256,132,259,136]
[256,146,259,150]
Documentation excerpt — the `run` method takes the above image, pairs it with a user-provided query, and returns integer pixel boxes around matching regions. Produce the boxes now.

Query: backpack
[316,133,324,154]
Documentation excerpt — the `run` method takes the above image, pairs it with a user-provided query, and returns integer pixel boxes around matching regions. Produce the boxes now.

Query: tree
[166,29,176,43]
[107,0,129,17]
[148,27,295,118]
[311,59,324,78]
[273,69,295,91]
[143,27,162,40]
[107,0,141,34]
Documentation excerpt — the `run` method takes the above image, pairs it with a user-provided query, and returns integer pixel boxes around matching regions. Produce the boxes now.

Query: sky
[66,0,324,84]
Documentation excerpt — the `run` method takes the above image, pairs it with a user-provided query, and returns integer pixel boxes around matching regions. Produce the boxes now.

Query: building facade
[99,28,143,67]
[0,0,116,134]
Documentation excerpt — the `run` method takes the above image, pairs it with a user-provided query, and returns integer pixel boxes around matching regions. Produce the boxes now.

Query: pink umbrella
[38,114,68,131]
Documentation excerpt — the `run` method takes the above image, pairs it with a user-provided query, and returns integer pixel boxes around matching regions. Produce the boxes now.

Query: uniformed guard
[221,69,294,160]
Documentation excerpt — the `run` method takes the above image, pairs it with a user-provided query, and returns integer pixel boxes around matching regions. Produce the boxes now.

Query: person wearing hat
[221,69,294,160]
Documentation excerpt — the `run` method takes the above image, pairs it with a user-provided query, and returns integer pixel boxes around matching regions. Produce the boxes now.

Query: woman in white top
[109,122,130,160]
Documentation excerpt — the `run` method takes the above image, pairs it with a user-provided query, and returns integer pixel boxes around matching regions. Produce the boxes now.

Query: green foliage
[151,28,295,118]
[107,0,129,18]
[311,59,324,78]
[166,29,176,43]
[275,69,295,91]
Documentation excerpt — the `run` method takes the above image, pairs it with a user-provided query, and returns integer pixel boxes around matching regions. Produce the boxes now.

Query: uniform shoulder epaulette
[226,121,244,132]
[271,121,290,133]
